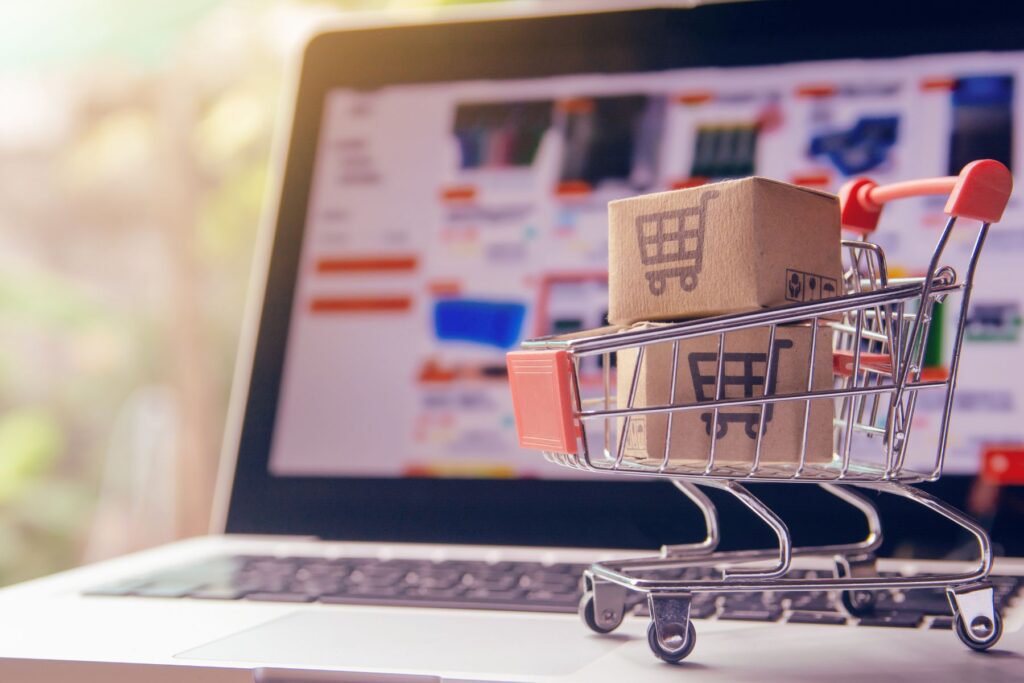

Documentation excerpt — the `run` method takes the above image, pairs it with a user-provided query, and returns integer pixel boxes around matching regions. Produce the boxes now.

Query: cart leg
[819,484,884,555]
[853,482,1000,647]
[661,481,720,558]
[834,552,879,617]
[948,582,1002,651]
[579,570,628,635]
[705,480,792,579]
[647,593,697,664]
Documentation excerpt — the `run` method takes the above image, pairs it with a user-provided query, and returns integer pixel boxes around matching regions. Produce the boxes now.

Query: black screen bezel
[225,0,1024,550]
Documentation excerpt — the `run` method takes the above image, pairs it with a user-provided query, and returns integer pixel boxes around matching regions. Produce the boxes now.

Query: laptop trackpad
[178,609,622,676]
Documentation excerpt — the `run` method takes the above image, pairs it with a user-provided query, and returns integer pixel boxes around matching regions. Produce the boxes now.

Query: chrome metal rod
[705,333,727,475]
[613,345,645,468]
[707,480,791,579]
[583,381,946,420]
[931,223,990,479]
[819,483,883,555]
[894,216,956,400]
[796,317,819,476]
[571,354,593,470]
[589,563,989,594]
[564,457,934,484]
[752,325,778,474]
[857,481,992,581]
[660,341,681,472]
[601,351,610,455]
[529,282,961,354]
[840,308,865,476]
[660,481,720,556]
[893,293,936,474]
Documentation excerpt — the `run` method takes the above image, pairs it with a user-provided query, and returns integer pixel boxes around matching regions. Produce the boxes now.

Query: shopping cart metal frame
[506,160,1013,663]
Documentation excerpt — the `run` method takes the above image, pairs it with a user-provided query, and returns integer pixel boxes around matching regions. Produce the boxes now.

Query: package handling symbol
[636,190,719,295]
[788,272,803,299]
[785,268,837,303]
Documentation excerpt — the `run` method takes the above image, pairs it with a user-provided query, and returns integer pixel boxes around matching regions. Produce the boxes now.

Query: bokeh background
[0,0,490,585]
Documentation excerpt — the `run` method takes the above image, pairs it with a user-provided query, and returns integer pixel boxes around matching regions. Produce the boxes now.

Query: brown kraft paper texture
[616,324,835,467]
[608,177,843,325]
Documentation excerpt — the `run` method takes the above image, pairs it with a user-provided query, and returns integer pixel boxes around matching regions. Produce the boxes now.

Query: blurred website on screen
[269,50,1024,479]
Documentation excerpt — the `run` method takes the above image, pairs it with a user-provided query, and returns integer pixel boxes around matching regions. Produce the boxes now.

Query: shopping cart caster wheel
[954,611,1002,652]
[579,592,623,634]
[840,589,876,617]
[647,620,696,664]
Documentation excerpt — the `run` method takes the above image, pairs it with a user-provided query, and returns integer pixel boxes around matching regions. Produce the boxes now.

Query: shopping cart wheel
[579,591,623,634]
[647,620,696,664]
[954,611,1002,652]
[949,583,1002,652]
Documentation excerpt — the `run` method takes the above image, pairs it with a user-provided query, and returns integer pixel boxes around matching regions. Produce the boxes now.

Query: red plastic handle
[838,159,1013,234]
[506,350,579,454]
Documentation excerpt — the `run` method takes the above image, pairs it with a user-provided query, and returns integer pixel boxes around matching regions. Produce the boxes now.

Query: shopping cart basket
[637,189,718,294]
[506,160,1013,663]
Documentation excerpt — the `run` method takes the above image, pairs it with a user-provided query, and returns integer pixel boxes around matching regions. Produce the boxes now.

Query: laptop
[0,1,1022,680]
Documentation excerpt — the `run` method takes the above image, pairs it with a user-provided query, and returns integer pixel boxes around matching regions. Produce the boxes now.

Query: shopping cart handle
[838,159,1013,234]
[506,350,579,454]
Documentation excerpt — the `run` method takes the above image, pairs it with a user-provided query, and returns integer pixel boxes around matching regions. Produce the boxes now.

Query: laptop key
[891,590,952,615]
[719,606,783,622]
[133,581,205,598]
[789,592,836,611]
[346,584,403,598]
[857,611,923,628]
[788,611,848,625]
[523,590,579,605]
[188,587,247,600]
[469,576,517,591]
[463,588,527,602]
[245,592,317,603]
[83,580,152,597]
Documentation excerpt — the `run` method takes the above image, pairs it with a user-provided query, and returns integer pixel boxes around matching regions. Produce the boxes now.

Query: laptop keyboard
[85,555,1022,628]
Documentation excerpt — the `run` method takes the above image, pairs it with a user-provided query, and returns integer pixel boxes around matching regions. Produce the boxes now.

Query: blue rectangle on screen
[433,299,527,349]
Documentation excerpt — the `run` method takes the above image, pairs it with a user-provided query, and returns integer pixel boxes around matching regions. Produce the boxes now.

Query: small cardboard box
[616,324,834,467]
[608,177,843,325]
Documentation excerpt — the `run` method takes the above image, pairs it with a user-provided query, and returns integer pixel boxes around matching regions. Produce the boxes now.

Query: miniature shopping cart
[506,160,1013,663]
[637,190,718,294]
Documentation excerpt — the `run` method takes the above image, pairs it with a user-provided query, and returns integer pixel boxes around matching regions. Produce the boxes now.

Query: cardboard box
[608,177,843,325]
[616,324,834,467]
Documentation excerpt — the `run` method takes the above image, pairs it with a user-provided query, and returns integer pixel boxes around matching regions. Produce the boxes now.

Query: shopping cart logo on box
[636,190,718,295]
[689,338,794,440]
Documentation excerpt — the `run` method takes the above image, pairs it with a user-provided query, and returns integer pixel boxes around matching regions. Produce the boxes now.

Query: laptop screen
[267,50,1022,481]
[225,5,1024,549]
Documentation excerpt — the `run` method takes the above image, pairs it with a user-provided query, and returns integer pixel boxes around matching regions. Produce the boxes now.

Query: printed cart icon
[689,338,794,440]
[636,190,719,295]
